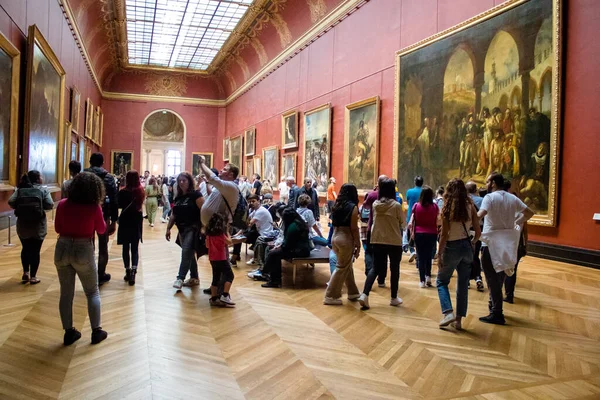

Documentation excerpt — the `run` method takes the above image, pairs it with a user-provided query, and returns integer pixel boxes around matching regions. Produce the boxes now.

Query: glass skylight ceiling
[125,0,254,70]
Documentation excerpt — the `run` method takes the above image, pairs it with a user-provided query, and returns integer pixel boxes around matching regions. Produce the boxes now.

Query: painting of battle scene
[396,0,559,224]
[303,104,331,193]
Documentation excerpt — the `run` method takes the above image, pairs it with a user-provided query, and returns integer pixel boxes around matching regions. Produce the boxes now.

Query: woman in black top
[117,170,145,285]
[166,172,204,290]
[324,184,361,305]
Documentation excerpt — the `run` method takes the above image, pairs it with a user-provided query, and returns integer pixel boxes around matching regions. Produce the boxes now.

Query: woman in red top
[117,171,145,285]
[407,186,439,288]
[54,172,108,346]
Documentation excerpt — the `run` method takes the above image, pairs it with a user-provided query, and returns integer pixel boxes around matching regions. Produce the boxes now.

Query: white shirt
[480,190,527,247]
[250,206,273,236]
[161,183,169,203]
[297,207,316,238]
[278,182,289,197]
[201,174,240,226]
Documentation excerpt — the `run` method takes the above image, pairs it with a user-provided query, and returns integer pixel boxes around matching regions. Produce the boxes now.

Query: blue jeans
[437,238,473,317]
[402,230,415,254]
[312,236,328,247]
[177,228,199,280]
[329,250,337,274]
[415,233,437,282]
[162,201,171,219]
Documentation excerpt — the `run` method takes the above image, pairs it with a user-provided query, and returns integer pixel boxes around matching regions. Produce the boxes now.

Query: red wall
[0,0,103,211]
[101,100,219,173]
[219,0,600,251]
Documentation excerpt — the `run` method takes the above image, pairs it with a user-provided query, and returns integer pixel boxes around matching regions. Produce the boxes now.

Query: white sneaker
[247,269,261,278]
[408,253,416,263]
[419,281,427,288]
[183,278,200,287]
[246,258,256,265]
[150,223,154,227]
[390,297,403,306]
[347,293,360,301]
[439,312,456,327]
[358,293,370,309]
[173,279,183,289]
[161,218,166,223]
[426,276,432,287]
[323,297,343,305]
[220,294,236,307]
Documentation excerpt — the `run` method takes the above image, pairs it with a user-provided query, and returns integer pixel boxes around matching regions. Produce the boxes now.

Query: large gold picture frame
[281,152,297,182]
[23,25,66,189]
[223,137,230,161]
[85,98,94,140]
[253,156,261,177]
[244,126,255,157]
[92,107,100,144]
[393,0,561,227]
[262,145,279,185]
[111,150,133,176]
[282,109,298,149]
[229,135,243,170]
[245,159,254,177]
[344,96,380,193]
[302,103,331,193]
[70,85,81,135]
[0,31,20,189]
[97,106,104,146]
[192,152,213,176]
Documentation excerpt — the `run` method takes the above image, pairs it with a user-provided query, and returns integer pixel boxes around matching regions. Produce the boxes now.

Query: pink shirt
[55,199,107,238]
[413,203,439,235]
[207,234,228,261]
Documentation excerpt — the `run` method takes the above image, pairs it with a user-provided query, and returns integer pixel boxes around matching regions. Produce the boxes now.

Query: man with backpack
[85,153,118,285]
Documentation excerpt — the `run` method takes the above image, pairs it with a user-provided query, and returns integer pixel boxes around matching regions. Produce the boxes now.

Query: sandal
[21,273,30,283]
[29,277,41,285]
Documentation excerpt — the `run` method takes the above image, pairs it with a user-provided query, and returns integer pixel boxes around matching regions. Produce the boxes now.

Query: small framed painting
[223,137,230,161]
[282,109,298,149]
[262,146,279,186]
[253,156,261,177]
[281,152,297,182]
[244,127,255,156]
[245,159,254,178]
[111,150,134,176]
[192,152,213,176]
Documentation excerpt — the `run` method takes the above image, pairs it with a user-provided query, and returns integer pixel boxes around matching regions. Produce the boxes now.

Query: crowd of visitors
[9,148,536,345]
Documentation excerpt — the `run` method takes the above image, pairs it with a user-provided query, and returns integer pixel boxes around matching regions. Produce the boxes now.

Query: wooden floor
[1,219,600,400]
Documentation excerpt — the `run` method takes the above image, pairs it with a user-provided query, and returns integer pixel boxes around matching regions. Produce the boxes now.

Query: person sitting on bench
[258,208,311,288]
[296,194,328,247]
[248,203,286,279]
[231,195,277,265]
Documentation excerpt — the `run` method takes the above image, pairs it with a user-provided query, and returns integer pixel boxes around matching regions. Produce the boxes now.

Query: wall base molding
[527,241,600,270]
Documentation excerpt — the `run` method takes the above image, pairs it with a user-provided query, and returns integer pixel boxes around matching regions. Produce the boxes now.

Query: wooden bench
[287,246,331,285]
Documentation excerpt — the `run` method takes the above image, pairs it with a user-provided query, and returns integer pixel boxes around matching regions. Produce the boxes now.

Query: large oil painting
[394,0,561,226]
[244,127,255,156]
[24,25,66,187]
[282,110,298,149]
[223,137,230,161]
[70,86,81,135]
[192,152,213,176]
[245,159,253,178]
[303,104,331,192]
[229,135,243,169]
[262,146,279,185]
[97,107,104,146]
[111,150,133,177]
[253,156,261,177]
[345,97,380,192]
[0,31,19,187]
[85,99,93,140]
[281,152,297,181]
[78,137,85,164]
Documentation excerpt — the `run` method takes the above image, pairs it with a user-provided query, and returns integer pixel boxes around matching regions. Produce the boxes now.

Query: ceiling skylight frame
[125,0,255,71]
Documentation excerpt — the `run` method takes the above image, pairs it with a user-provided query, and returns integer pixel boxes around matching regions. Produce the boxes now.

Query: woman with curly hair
[436,178,480,330]
[324,183,361,305]
[54,172,108,345]
[117,170,146,285]
[166,172,204,289]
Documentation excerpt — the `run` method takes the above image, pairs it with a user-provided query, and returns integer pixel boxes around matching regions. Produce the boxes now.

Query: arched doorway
[141,109,186,177]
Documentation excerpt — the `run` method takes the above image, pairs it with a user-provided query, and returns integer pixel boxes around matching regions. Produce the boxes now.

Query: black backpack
[14,187,45,223]
[223,190,249,230]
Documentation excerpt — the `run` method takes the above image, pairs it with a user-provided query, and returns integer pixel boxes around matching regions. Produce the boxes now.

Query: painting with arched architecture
[395,0,560,226]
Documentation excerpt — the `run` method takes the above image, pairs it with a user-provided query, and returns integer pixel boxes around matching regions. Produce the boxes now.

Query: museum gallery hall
[0,0,599,398]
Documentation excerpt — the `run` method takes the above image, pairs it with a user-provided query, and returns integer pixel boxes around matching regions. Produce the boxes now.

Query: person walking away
[324,184,361,305]
[85,153,118,285]
[358,178,404,310]
[117,171,145,285]
[54,172,108,345]
[437,179,481,329]
[405,176,424,263]
[327,177,337,214]
[61,161,81,199]
[9,171,54,284]
[466,181,485,291]
[205,213,236,307]
[278,177,289,204]
[161,177,171,223]
[362,176,389,287]
[144,177,160,227]
[477,172,534,325]
[166,172,205,289]
[407,186,439,288]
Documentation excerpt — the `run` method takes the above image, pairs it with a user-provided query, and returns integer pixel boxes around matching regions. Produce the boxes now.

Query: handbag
[461,221,476,252]
[408,205,417,247]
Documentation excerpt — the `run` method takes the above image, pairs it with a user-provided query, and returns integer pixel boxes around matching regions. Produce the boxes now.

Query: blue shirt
[406,186,422,221]
[469,194,483,210]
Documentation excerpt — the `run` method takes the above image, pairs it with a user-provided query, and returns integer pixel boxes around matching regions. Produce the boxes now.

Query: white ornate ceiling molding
[103,91,226,106]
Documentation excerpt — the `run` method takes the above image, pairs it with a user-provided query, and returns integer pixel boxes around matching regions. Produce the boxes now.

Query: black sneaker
[503,295,514,304]
[124,268,131,281]
[91,328,108,344]
[203,288,212,295]
[479,313,506,325]
[129,268,137,286]
[99,274,111,286]
[261,281,281,288]
[64,328,82,346]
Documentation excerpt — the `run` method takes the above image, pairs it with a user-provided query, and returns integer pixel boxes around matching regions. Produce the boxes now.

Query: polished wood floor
[1,218,600,399]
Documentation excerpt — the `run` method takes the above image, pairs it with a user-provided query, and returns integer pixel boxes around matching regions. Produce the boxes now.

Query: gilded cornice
[307,0,327,23]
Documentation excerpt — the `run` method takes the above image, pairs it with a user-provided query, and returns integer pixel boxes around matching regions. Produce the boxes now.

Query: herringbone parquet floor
[1,217,599,399]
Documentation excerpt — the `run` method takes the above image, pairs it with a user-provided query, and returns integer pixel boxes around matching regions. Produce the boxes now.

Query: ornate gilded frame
[245,159,253,177]
[92,107,100,144]
[223,137,230,161]
[23,25,66,189]
[393,0,562,227]
[302,103,331,194]
[70,85,81,135]
[244,126,256,157]
[229,134,243,169]
[281,109,298,150]
[0,31,20,189]
[262,145,279,185]
[97,107,104,146]
[253,156,262,177]
[110,150,134,176]
[85,98,94,140]
[192,152,213,169]
[281,152,297,182]
[344,96,380,194]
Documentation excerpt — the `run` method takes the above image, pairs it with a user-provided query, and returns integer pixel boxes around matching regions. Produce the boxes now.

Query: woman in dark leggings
[117,171,145,285]
[8,170,54,284]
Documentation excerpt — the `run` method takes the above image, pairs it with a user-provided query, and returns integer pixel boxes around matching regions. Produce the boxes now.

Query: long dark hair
[18,170,41,189]
[442,178,472,222]
[378,178,396,201]
[332,183,358,213]
[125,170,145,210]
[418,185,434,206]
[68,172,105,205]
[205,213,228,236]
[175,172,195,199]
[282,208,308,238]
